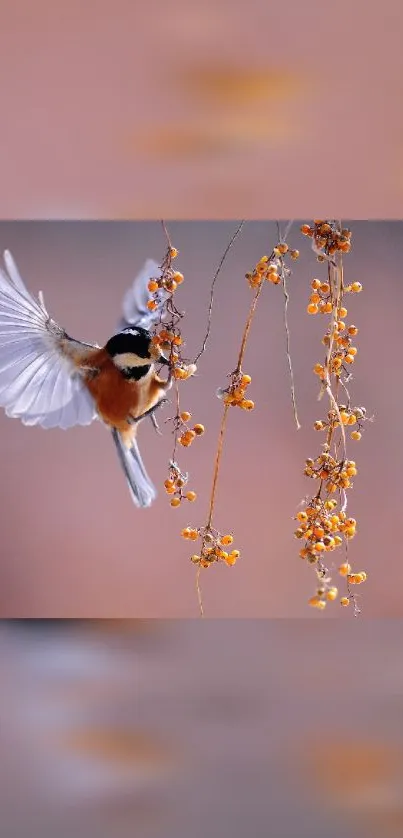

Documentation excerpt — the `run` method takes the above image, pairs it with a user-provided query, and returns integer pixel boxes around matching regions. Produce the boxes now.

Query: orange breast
[84,354,139,432]
[84,352,167,436]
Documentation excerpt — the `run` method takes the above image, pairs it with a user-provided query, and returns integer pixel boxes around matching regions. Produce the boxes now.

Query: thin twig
[194,220,245,364]
[206,403,231,530]
[161,220,172,251]
[195,566,204,617]
[276,221,300,429]
[235,283,264,374]
[282,271,300,429]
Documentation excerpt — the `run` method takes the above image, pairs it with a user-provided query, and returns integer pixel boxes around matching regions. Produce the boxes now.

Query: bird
[0,250,173,508]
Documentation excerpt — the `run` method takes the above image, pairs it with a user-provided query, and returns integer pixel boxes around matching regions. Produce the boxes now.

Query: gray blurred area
[1,620,403,838]
[0,0,402,219]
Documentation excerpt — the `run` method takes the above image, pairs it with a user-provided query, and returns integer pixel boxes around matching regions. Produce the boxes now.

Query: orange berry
[326,587,338,601]
[297,511,308,522]
[339,563,351,576]
[278,243,289,254]
[241,399,255,410]
[320,283,330,293]
[170,497,181,507]
[186,491,197,502]
[220,534,234,545]
[188,529,198,540]
[314,420,324,430]
[348,325,358,335]
[181,527,191,538]
[310,292,320,304]
[345,354,355,364]
[190,554,200,563]
[180,411,191,422]
[241,374,252,386]
[339,306,348,318]
[314,541,325,552]
[301,224,312,235]
[340,410,349,425]
[351,282,362,293]
[193,424,205,435]
[290,249,300,259]
[351,431,362,441]
[309,596,326,610]
[148,280,159,292]
[311,278,321,290]
[170,247,178,258]
[225,554,237,566]
[340,597,350,607]
[307,303,319,314]
[229,549,240,559]
[147,300,158,311]
[173,271,184,284]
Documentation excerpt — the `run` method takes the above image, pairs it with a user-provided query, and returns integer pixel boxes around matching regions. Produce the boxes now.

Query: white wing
[0,250,98,430]
[119,258,169,331]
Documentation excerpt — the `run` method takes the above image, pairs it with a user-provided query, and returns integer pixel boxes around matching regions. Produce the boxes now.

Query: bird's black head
[106,326,152,362]
[106,327,169,379]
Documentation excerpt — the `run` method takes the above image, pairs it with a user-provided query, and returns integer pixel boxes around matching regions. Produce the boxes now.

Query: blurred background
[1,619,403,838]
[0,0,402,218]
[0,220,401,617]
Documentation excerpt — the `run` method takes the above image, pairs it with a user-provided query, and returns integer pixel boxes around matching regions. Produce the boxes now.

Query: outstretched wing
[0,250,99,430]
[119,258,169,331]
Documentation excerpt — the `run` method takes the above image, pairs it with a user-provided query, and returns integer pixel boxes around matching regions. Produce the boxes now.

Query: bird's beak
[158,354,170,366]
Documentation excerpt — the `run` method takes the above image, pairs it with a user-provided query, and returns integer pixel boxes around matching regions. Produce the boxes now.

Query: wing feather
[0,251,98,429]
[119,258,169,331]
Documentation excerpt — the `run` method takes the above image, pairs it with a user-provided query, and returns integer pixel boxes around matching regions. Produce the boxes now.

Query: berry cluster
[181,526,240,569]
[297,220,368,613]
[245,246,299,290]
[147,234,204,514]
[164,461,197,508]
[146,246,184,313]
[312,404,369,443]
[294,498,367,610]
[303,453,358,493]
[217,371,254,411]
[176,411,205,447]
[301,221,352,257]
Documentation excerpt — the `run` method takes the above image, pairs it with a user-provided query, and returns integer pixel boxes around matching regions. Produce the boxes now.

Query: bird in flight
[0,251,173,507]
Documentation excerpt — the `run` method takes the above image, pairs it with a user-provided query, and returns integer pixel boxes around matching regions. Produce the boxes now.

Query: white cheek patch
[114,352,150,369]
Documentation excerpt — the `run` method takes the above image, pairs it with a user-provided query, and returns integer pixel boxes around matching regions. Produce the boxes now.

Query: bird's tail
[111,429,157,508]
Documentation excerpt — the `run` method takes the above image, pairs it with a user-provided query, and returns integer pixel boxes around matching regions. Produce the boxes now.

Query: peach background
[0,0,402,218]
[0,220,401,616]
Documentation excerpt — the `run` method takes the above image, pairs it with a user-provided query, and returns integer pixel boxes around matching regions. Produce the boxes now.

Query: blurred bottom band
[1,619,403,838]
